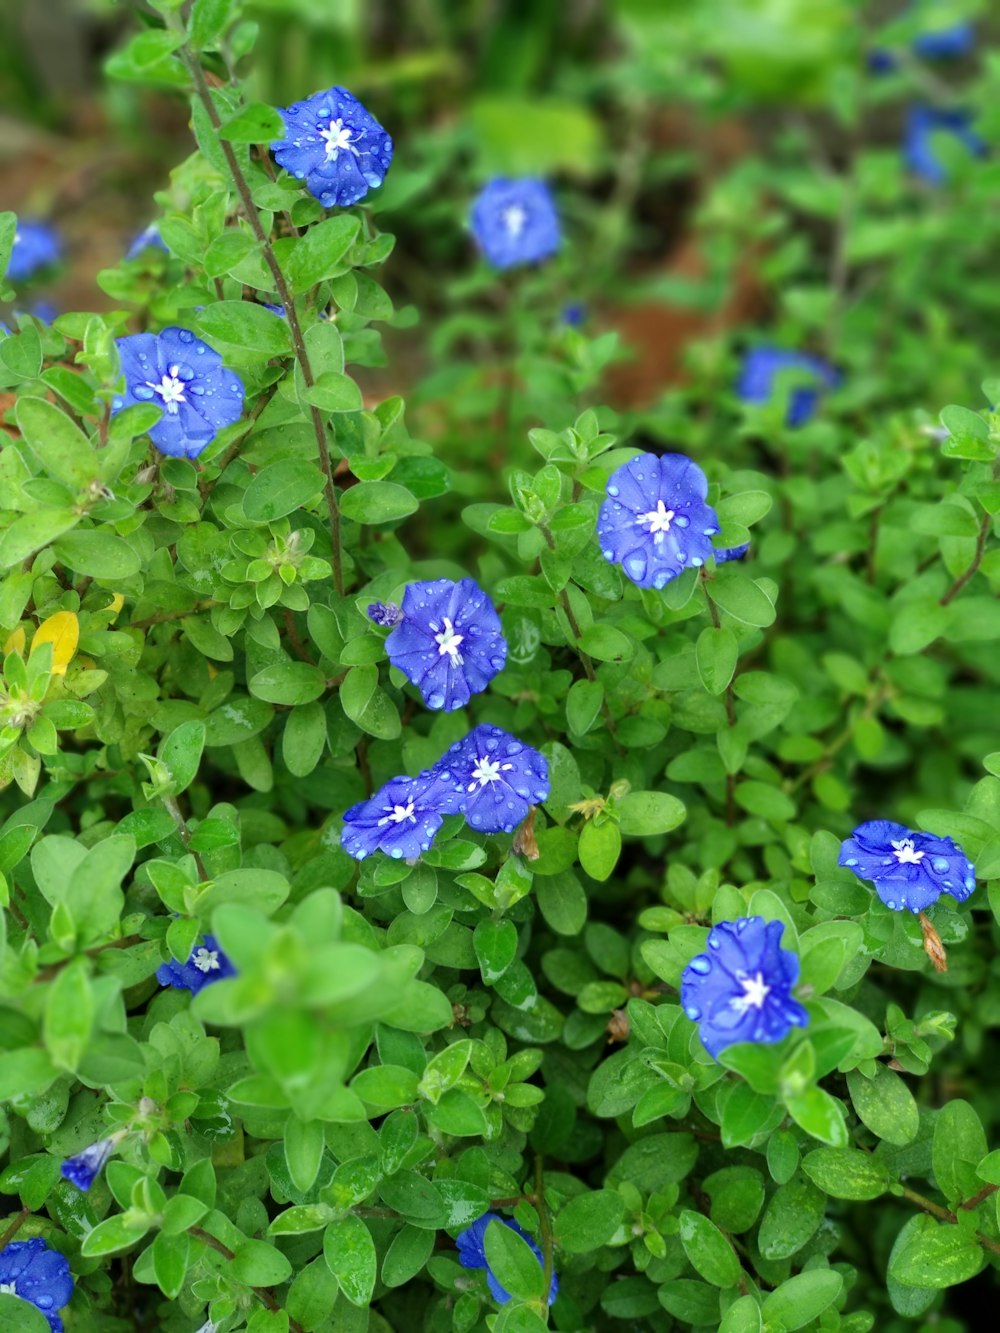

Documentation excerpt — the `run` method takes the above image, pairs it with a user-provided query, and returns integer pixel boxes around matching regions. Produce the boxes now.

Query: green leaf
[0,211,17,280]
[932,1100,987,1205]
[578,820,621,882]
[616,790,686,836]
[340,482,418,525]
[218,101,285,143]
[553,1189,625,1254]
[189,0,236,48]
[249,661,327,705]
[0,510,79,570]
[676,1209,741,1287]
[285,1116,326,1193]
[282,701,327,778]
[474,918,518,983]
[150,1231,190,1298]
[339,665,401,740]
[42,960,94,1072]
[159,720,205,795]
[696,625,738,695]
[577,623,631,661]
[482,1217,547,1303]
[0,1048,57,1101]
[243,460,325,521]
[304,370,364,414]
[52,530,141,580]
[229,1239,293,1287]
[381,1224,435,1288]
[15,397,98,490]
[847,1065,919,1145]
[889,1214,984,1288]
[801,1147,890,1200]
[285,216,361,291]
[757,1176,825,1259]
[566,678,604,735]
[0,1294,50,1333]
[709,566,776,627]
[0,324,42,380]
[196,301,293,355]
[761,1271,843,1329]
[323,1214,378,1306]
[784,1086,848,1147]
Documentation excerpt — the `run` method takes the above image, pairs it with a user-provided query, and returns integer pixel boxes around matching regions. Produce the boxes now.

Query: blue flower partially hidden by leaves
[380,578,507,712]
[157,934,236,995]
[126,222,168,260]
[0,1237,74,1333]
[904,106,986,185]
[456,1214,558,1305]
[437,725,549,834]
[112,327,245,459]
[272,87,393,208]
[597,452,720,590]
[341,769,464,861]
[737,347,838,427]
[715,542,750,564]
[7,221,61,283]
[471,179,560,270]
[680,916,808,1060]
[61,1136,118,1191]
[838,819,976,913]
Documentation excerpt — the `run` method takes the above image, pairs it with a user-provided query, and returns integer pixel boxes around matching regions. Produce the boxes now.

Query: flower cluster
[838,820,976,913]
[598,452,720,590]
[376,578,507,712]
[112,327,245,459]
[272,87,393,208]
[680,916,809,1059]
[456,1215,558,1305]
[737,346,838,427]
[157,934,236,994]
[471,178,561,270]
[0,1238,73,1332]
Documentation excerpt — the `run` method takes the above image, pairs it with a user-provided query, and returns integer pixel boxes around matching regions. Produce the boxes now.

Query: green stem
[940,509,991,605]
[188,1226,305,1333]
[175,37,344,596]
[900,1187,1000,1258]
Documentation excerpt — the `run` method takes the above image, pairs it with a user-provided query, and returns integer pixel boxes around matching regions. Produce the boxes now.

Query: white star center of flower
[730,971,771,1015]
[502,204,528,238]
[468,757,515,791]
[636,500,676,539]
[147,365,188,414]
[192,948,220,974]
[891,838,925,864]
[321,118,360,161]
[434,616,465,663]
[0,1282,17,1296]
[390,802,415,823]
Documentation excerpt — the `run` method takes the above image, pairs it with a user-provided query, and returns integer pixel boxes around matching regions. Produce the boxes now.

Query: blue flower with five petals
[157,934,236,994]
[436,725,550,834]
[341,769,464,861]
[681,916,808,1060]
[838,819,976,912]
[272,87,393,209]
[0,1237,74,1333]
[737,347,838,427]
[471,179,560,270]
[7,221,61,283]
[597,452,720,590]
[380,578,508,712]
[456,1214,558,1305]
[112,327,245,459]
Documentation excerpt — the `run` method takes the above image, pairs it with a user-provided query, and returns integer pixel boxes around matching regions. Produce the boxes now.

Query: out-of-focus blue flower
[61,1136,117,1192]
[112,327,244,459]
[904,106,986,184]
[597,452,720,590]
[562,302,587,328]
[367,601,404,628]
[715,542,750,564]
[471,179,560,271]
[260,302,286,317]
[437,725,550,834]
[341,769,463,861]
[456,1214,558,1305]
[157,933,236,994]
[913,20,974,58]
[737,347,838,427]
[838,820,976,912]
[7,222,61,283]
[272,87,393,208]
[126,222,168,260]
[0,1237,74,1333]
[681,916,808,1060]
[381,578,507,712]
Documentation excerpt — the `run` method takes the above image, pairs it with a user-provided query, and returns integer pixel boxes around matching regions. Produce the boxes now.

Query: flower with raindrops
[341,769,464,861]
[838,819,976,913]
[437,724,550,834]
[272,87,393,208]
[0,1238,74,1333]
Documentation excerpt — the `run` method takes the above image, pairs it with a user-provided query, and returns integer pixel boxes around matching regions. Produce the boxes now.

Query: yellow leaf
[3,626,25,656]
[104,593,125,623]
[30,611,80,676]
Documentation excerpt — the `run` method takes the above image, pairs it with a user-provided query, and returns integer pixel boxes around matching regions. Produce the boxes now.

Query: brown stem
[198,379,280,502]
[129,600,222,631]
[35,935,145,983]
[0,1208,30,1249]
[283,610,316,664]
[900,1188,1000,1258]
[176,41,344,596]
[960,1183,999,1212]
[940,510,991,605]
[163,796,209,882]
[188,1226,305,1333]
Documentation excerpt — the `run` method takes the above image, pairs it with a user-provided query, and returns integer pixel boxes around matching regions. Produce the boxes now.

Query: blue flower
[7,222,61,283]
[126,222,168,260]
[437,725,550,834]
[259,302,286,317]
[838,820,976,913]
[737,347,838,427]
[597,452,720,590]
[715,542,750,564]
[61,1136,117,1191]
[112,327,245,459]
[367,601,404,628]
[456,1214,558,1305]
[913,21,974,59]
[341,769,464,861]
[681,917,808,1060]
[562,302,587,327]
[471,179,560,271]
[157,934,236,994]
[0,1237,74,1333]
[381,579,507,712]
[272,87,393,208]
[904,106,986,185]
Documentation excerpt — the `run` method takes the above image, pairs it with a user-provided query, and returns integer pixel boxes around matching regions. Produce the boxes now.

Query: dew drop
[607,484,619,497]
[688,956,711,975]
[683,1004,701,1021]
[932,857,949,872]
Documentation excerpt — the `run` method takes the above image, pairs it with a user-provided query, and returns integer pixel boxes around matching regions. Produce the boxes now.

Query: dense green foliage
[1,1,1000,1330]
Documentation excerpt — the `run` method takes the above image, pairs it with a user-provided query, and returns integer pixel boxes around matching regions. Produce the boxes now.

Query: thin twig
[188,1226,305,1333]
[0,1208,30,1250]
[163,796,209,882]
[35,936,145,983]
[940,510,991,605]
[900,1187,1000,1258]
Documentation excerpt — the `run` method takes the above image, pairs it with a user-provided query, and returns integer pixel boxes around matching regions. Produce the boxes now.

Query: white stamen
[502,204,527,238]
[468,758,514,792]
[378,801,416,827]
[147,365,187,414]
[320,117,360,162]
[729,971,771,1015]
[434,616,465,663]
[891,838,925,865]
[636,499,675,539]
[192,948,220,974]
[0,1282,16,1296]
